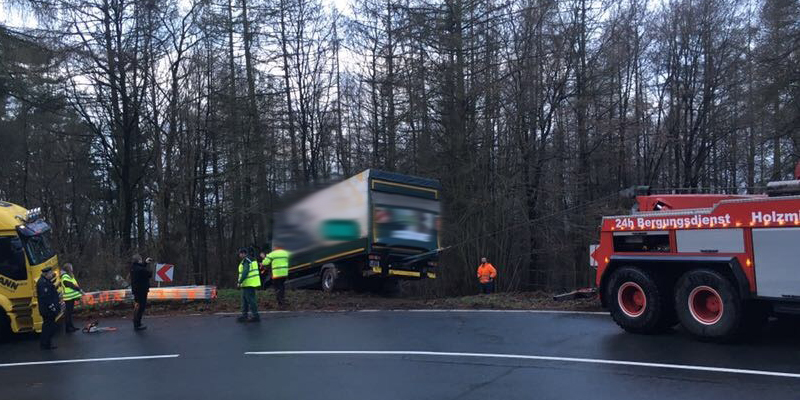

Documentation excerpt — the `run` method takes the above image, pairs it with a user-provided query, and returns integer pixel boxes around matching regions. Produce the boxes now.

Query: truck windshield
[0,236,27,281]
[21,231,55,266]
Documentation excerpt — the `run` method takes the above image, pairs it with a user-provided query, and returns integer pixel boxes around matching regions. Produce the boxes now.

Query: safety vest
[265,249,290,279]
[477,263,497,284]
[238,259,261,287]
[61,273,82,301]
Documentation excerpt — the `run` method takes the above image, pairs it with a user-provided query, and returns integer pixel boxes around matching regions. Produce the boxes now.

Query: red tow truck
[591,171,800,341]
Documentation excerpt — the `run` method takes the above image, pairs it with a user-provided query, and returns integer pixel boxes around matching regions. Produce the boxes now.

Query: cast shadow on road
[596,315,800,371]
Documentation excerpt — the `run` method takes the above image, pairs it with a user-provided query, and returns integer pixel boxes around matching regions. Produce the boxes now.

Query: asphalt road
[2,310,800,400]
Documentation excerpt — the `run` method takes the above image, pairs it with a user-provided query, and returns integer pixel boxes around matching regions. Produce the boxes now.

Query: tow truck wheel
[607,267,671,334]
[675,269,743,341]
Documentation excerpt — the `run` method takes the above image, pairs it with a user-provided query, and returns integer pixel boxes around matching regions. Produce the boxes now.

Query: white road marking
[215,311,291,315]
[0,354,180,368]
[215,309,605,315]
[244,350,800,379]
[402,309,606,315]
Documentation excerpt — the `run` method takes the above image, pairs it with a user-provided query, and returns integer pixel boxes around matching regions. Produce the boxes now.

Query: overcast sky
[0,0,353,28]
[0,0,37,27]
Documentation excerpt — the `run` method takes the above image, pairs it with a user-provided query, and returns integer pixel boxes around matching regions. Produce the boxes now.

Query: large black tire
[0,310,11,342]
[321,267,338,293]
[607,267,673,334]
[674,269,744,341]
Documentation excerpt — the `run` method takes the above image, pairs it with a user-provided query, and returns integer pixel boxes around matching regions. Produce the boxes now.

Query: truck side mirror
[321,220,360,241]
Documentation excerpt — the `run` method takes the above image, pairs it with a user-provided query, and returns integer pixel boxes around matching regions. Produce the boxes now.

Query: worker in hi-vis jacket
[477,257,497,294]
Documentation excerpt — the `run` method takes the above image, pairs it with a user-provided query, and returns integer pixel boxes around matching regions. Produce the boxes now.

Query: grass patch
[76,288,601,319]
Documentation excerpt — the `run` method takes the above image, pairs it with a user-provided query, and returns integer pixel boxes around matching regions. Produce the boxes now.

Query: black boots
[237,315,260,322]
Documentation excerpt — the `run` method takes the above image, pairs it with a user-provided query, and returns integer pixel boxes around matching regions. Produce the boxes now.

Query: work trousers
[273,278,286,307]
[64,300,76,330]
[40,314,57,348]
[480,281,494,294]
[241,287,259,317]
[133,293,148,327]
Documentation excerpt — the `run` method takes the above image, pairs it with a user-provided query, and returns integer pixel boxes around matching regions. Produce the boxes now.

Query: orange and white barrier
[76,285,217,306]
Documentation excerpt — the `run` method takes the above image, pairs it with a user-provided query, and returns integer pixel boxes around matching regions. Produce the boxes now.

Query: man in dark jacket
[130,254,153,331]
[37,267,60,350]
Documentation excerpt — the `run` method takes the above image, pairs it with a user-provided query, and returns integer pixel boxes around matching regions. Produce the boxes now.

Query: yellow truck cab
[0,201,61,337]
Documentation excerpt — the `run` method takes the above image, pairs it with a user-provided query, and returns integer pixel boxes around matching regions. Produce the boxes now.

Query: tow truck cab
[0,202,61,336]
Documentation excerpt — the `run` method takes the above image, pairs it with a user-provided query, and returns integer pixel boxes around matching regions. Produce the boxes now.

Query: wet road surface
[2,310,799,400]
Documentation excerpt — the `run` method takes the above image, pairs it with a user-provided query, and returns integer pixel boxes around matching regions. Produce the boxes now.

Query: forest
[0,0,798,294]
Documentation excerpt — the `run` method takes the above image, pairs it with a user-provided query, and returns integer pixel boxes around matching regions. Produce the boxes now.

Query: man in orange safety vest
[477,257,497,294]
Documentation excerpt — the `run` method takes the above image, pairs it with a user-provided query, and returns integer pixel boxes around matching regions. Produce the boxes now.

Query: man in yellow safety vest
[262,246,290,308]
[237,248,261,322]
[60,263,85,333]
